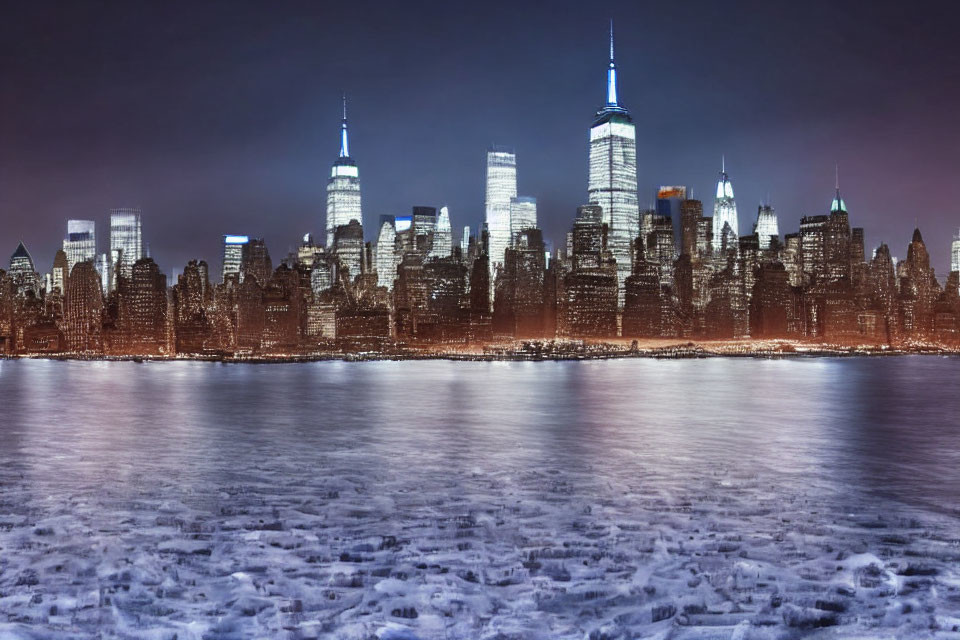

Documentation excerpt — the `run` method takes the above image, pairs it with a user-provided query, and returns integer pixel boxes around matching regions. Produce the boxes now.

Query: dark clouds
[2,0,959,275]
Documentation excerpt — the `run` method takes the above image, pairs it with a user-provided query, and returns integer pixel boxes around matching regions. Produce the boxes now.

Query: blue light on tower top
[830,163,847,213]
[595,20,630,125]
[339,94,350,159]
[607,19,618,106]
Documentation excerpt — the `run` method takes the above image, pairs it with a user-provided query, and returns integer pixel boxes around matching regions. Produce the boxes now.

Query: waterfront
[0,358,959,638]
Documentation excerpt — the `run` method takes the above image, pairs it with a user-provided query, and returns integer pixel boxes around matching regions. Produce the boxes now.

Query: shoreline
[3,340,959,363]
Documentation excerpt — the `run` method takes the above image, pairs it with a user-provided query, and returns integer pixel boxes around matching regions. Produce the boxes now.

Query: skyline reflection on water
[0,357,959,638]
[2,357,957,512]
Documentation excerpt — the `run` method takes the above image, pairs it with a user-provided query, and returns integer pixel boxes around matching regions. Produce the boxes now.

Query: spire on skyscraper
[339,93,350,159]
[831,162,847,213]
[607,19,618,107]
[595,20,629,122]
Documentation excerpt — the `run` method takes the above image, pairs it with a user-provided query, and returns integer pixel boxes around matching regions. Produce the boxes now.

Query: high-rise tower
[63,220,96,273]
[326,95,363,247]
[485,146,517,299]
[951,229,960,274]
[110,208,143,285]
[754,203,779,249]
[588,21,639,306]
[712,158,738,252]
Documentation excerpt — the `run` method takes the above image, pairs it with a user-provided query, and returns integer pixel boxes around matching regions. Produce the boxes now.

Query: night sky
[2,0,960,277]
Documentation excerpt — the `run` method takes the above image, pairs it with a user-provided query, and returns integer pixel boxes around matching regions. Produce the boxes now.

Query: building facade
[63,220,96,273]
[587,24,639,307]
[110,208,143,284]
[485,146,518,298]
[326,97,362,247]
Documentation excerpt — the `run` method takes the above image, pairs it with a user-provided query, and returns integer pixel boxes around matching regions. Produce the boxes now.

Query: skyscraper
[712,160,738,252]
[485,146,518,292]
[65,261,103,353]
[63,220,96,273]
[509,197,537,244]
[588,22,639,306]
[951,229,960,274]
[375,217,398,289]
[430,206,453,258]
[754,204,780,249]
[326,96,362,248]
[9,242,40,296]
[222,235,250,282]
[110,208,143,284]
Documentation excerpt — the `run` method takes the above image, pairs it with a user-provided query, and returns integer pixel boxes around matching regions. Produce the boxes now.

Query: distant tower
[952,229,960,274]
[63,220,96,273]
[509,196,537,245]
[222,235,250,282]
[712,158,738,252]
[65,261,104,353]
[430,206,453,257]
[375,216,398,289]
[110,208,143,285]
[830,164,847,214]
[588,20,639,306]
[485,146,518,297]
[326,95,363,247]
[754,203,780,249]
[9,242,40,296]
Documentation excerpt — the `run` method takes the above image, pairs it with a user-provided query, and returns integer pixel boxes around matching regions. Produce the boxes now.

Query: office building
[326,96,362,247]
[588,22,639,306]
[485,147,517,294]
[222,235,249,282]
[63,220,96,273]
[712,161,738,253]
[110,208,143,284]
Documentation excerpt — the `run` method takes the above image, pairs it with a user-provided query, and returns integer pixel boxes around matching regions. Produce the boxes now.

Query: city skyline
[2,0,960,276]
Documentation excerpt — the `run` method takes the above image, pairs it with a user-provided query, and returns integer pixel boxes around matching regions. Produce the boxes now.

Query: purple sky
[2,0,959,277]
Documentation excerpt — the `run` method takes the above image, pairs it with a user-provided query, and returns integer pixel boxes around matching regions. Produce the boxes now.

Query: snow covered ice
[0,357,959,638]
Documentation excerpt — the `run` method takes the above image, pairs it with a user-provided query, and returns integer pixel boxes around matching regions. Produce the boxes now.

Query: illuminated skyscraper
[485,146,517,293]
[754,203,780,249]
[712,160,738,252]
[326,96,362,247]
[9,242,40,296]
[951,229,960,273]
[110,208,143,283]
[375,216,398,289]
[509,197,537,244]
[63,220,96,273]
[65,261,103,353]
[222,235,249,282]
[430,206,453,258]
[460,226,471,255]
[588,22,639,306]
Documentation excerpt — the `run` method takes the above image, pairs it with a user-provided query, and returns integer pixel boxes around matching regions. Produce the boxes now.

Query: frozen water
[0,357,959,638]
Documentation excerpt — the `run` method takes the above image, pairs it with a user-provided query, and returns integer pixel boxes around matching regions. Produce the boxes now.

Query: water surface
[0,358,958,638]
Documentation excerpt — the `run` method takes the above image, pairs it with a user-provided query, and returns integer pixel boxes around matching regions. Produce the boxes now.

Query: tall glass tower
[712,159,738,252]
[110,208,143,284]
[63,220,96,273]
[951,229,960,274]
[588,21,639,306]
[326,96,363,248]
[485,146,517,296]
[754,203,779,249]
[509,196,537,245]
